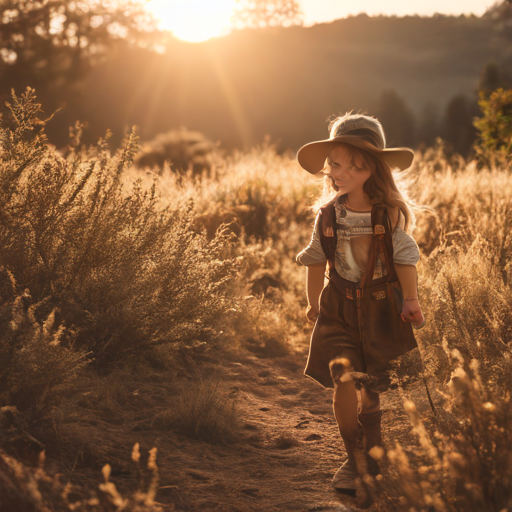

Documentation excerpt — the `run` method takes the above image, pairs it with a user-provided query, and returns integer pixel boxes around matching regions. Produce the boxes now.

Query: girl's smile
[323,144,373,208]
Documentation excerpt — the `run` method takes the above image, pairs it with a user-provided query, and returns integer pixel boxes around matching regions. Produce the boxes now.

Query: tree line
[375,59,512,159]
[2,1,512,159]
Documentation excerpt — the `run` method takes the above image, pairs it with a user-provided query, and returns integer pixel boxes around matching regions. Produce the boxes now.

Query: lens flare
[146,0,236,43]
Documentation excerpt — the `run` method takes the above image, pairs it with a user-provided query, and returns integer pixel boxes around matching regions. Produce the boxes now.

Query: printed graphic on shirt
[333,202,387,281]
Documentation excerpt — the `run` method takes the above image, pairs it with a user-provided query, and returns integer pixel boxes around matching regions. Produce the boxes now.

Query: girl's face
[323,144,372,195]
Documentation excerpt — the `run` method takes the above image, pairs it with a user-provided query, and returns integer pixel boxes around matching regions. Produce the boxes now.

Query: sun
[146,0,237,43]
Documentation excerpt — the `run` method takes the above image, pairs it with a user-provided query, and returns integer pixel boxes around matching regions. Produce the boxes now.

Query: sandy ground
[78,343,439,512]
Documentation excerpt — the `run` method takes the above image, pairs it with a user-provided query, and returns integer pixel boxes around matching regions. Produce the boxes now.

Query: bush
[473,88,512,167]
[0,277,89,420]
[131,141,319,244]
[379,343,512,512]
[153,373,239,444]
[0,446,163,512]
[134,128,215,174]
[0,89,241,370]
[0,88,247,464]
[378,155,512,511]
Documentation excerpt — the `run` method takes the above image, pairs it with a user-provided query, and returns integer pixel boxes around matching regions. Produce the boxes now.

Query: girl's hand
[401,297,425,329]
[306,304,319,324]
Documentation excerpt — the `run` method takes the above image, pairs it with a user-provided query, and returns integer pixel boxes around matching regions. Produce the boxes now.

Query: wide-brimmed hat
[297,114,415,174]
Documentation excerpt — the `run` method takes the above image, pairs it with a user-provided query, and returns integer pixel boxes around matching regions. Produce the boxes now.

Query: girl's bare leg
[333,369,360,442]
[331,357,366,477]
[331,357,382,477]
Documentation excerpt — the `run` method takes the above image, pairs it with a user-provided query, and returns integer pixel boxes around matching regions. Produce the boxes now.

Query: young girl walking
[296,113,425,499]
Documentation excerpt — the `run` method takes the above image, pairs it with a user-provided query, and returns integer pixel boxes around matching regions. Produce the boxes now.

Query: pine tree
[376,90,417,148]
[479,60,512,99]
[417,102,440,149]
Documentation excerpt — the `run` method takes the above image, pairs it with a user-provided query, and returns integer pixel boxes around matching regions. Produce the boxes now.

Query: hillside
[47,12,512,150]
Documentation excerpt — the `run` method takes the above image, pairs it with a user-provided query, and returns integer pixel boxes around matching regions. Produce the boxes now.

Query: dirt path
[121,345,439,512]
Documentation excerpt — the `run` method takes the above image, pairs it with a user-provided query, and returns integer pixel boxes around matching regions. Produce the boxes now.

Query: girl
[295,113,424,498]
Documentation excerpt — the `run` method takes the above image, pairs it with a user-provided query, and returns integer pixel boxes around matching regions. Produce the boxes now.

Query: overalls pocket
[365,284,400,340]
[362,281,412,370]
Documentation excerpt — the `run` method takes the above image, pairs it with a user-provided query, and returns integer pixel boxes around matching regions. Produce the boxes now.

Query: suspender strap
[318,198,338,266]
[359,205,397,288]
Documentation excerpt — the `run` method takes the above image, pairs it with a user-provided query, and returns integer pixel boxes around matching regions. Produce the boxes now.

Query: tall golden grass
[1,89,511,510]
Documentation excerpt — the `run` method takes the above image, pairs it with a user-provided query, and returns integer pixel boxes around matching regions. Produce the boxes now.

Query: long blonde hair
[314,143,416,232]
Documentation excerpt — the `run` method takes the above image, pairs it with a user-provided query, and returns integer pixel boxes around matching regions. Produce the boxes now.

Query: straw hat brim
[297,135,415,175]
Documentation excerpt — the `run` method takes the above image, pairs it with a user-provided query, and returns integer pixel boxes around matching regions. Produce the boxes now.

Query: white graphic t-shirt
[296,199,420,282]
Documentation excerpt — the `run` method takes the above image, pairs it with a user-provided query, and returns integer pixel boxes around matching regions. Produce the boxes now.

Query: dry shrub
[0,270,89,438]
[416,239,512,385]
[0,446,163,512]
[131,141,320,244]
[378,343,512,512]
[153,373,239,444]
[377,151,512,511]
[410,161,512,275]
[408,153,512,385]
[0,89,241,370]
[0,90,242,471]
[129,139,321,357]
[134,127,215,174]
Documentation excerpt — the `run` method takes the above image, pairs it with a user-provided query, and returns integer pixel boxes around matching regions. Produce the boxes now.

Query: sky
[145,0,498,42]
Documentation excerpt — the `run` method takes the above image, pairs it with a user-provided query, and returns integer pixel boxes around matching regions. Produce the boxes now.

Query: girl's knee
[329,356,354,384]
[332,371,358,409]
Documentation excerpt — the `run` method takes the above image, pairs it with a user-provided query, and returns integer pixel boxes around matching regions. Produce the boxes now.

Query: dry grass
[152,372,240,444]
[1,90,512,510]
[0,445,163,511]
[374,141,512,512]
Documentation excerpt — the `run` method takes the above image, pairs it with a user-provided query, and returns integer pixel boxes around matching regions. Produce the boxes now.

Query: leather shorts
[304,273,417,389]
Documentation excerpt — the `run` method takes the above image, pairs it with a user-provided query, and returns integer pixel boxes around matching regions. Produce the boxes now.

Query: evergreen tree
[376,89,417,148]
[417,101,440,149]
[479,59,512,99]
[440,93,478,158]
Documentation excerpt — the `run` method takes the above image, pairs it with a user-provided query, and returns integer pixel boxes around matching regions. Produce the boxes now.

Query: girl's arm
[306,261,327,323]
[395,263,425,329]
[388,206,425,329]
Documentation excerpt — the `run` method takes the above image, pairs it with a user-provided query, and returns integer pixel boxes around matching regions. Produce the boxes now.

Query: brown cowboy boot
[332,430,367,495]
[331,458,356,495]
[358,409,383,477]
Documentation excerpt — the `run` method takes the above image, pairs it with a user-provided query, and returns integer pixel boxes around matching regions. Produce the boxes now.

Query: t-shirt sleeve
[392,225,420,266]
[296,211,328,266]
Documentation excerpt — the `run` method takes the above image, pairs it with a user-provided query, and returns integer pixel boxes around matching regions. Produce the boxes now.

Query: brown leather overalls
[304,197,418,389]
